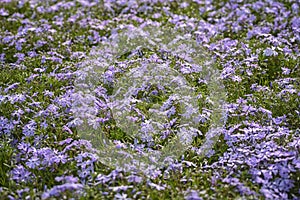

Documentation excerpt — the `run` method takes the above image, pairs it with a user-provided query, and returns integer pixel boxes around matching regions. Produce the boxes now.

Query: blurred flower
[185,190,202,200]
[263,47,278,57]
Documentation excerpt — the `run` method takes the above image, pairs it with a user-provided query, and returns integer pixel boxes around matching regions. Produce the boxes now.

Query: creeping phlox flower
[0,0,299,199]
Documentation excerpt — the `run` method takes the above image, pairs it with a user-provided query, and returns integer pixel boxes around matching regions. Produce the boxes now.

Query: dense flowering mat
[0,0,299,199]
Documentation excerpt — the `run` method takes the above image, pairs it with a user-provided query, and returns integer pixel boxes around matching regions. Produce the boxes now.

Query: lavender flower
[185,190,202,200]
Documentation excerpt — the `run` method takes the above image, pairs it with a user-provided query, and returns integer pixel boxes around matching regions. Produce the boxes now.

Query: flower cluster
[0,0,299,199]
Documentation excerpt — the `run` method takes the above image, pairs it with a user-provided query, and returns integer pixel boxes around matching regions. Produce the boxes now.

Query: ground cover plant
[0,0,299,199]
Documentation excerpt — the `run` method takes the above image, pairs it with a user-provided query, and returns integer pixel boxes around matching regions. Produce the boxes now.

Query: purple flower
[51,153,68,164]
[11,165,32,183]
[2,36,14,44]
[22,121,36,137]
[273,115,286,125]
[292,3,299,14]
[281,67,291,75]
[109,185,133,192]
[185,190,202,200]
[59,138,73,145]
[147,181,165,191]
[127,175,143,183]
[0,8,9,16]
[260,188,274,199]
[95,174,111,184]
[14,53,25,62]
[42,183,83,199]
[114,193,131,200]
[4,83,19,93]
[26,157,40,169]
[55,175,79,183]
[263,47,278,57]
[27,51,37,57]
